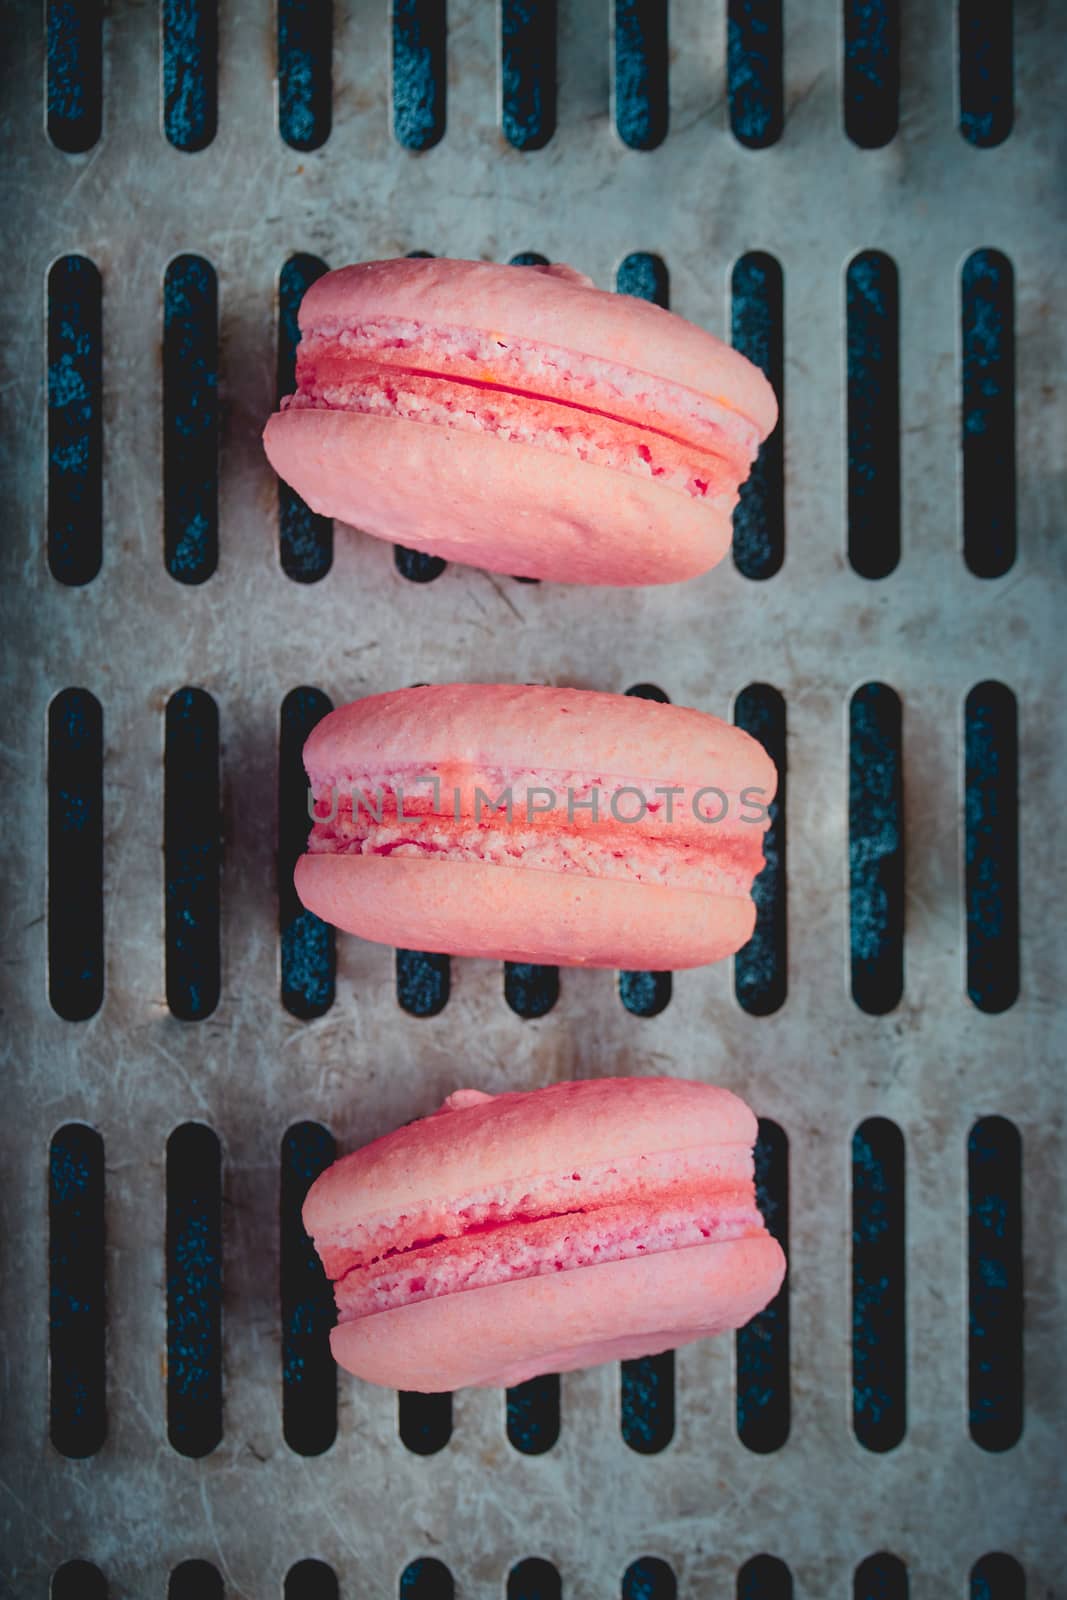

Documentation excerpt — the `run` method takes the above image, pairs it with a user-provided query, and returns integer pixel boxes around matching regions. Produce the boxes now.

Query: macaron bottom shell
[263,407,734,585]
[295,852,758,969]
[330,1234,786,1391]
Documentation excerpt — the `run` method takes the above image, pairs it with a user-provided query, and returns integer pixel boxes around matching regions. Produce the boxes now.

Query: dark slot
[733,685,787,1015]
[965,683,1019,1012]
[844,0,899,147]
[286,1559,340,1600]
[164,688,221,1020]
[52,1562,108,1600]
[506,1374,560,1453]
[971,1553,1026,1600]
[619,681,671,1018]
[621,1352,674,1453]
[731,253,784,580]
[395,545,447,582]
[509,1560,562,1600]
[615,0,668,150]
[968,1117,1022,1451]
[502,0,557,150]
[164,255,219,583]
[162,0,218,151]
[166,1123,223,1458]
[852,1119,906,1452]
[854,1553,909,1599]
[279,0,333,151]
[623,1559,677,1600]
[50,1125,106,1457]
[847,252,900,578]
[959,1,1013,147]
[48,689,104,1021]
[737,1119,790,1451]
[281,1123,338,1455]
[47,0,103,151]
[505,962,559,1018]
[738,1556,793,1599]
[962,250,1016,577]
[399,1389,452,1453]
[396,948,450,1016]
[619,968,671,1016]
[48,255,102,585]
[616,252,669,307]
[393,0,446,149]
[169,1561,224,1600]
[510,252,550,266]
[849,684,904,1014]
[727,1,783,148]
[279,255,332,582]
[280,687,336,1017]
[400,1559,455,1598]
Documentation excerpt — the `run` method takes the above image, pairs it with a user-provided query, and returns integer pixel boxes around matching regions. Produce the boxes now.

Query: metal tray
[1,2,1063,1594]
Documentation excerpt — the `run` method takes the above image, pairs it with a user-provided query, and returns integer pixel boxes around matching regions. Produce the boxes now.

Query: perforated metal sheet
[1,2,1064,1595]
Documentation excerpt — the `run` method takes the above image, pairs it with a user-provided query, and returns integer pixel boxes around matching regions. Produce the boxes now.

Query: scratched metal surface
[1,2,1065,1596]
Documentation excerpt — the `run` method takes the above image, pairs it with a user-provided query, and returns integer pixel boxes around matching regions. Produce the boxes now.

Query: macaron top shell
[296,257,778,438]
[303,682,777,804]
[303,1076,757,1241]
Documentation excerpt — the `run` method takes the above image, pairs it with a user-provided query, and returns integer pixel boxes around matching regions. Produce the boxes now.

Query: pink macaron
[303,1077,785,1391]
[263,257,777,585]
[295,682,777,970]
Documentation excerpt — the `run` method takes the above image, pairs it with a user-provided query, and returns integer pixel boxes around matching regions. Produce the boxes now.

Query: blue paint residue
[166,1124,222,1456]
[502,0,556,151]
[280,686,335,1018]
[47,0,102,151]
[849,684,903,1012]
[400,1561,454,1599]
[616,251,668,307]
[734,684,786,1014]
[847,252,900,577]
[49,257,102,584]
[852,1120,906,1451]
[844,0,899,147]
[615,0,668,150]
[621,1352,674,1452]
[968,1117,1022,1450]
[279,255,332,582]
[396,947,450,1015]
[164,257,218,583]
[964,682,1018,1010]
[623,1559,677,1600]
[505,962,559,1018]
[279,0,332,151]
[163,0,217,151]
[728,1,783,148]
[506,1373,559,1453]
[50,1125,106,1455]
[393,0,446,150]
[962,250,1015,576]
[732,253,784,579]
[959,0,1013,147]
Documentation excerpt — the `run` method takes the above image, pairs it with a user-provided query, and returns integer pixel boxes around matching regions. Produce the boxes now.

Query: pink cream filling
[284,318,760,502]
[306,765,770,897]
[320,1146,762,1321]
